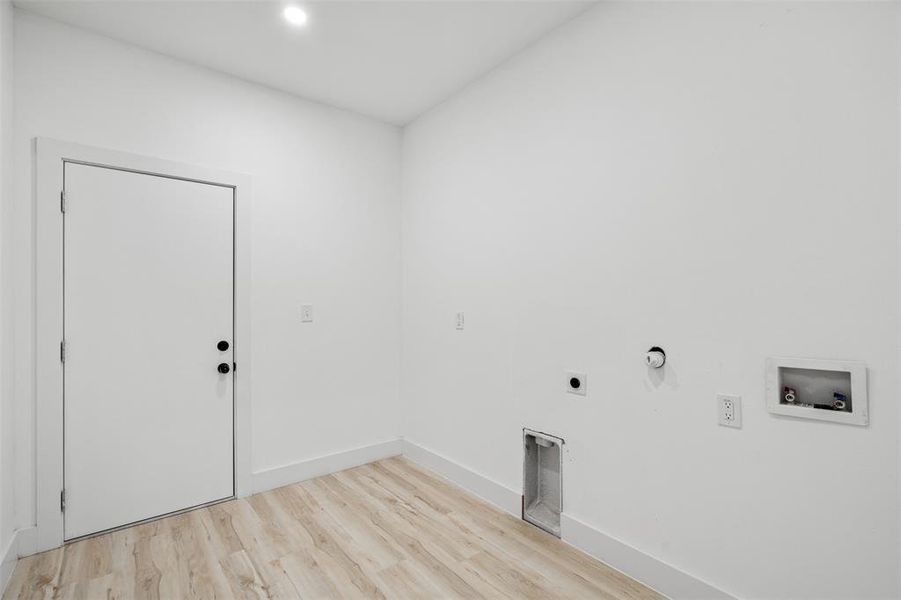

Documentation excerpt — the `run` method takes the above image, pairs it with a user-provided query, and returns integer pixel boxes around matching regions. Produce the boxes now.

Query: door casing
[35,138,252,553]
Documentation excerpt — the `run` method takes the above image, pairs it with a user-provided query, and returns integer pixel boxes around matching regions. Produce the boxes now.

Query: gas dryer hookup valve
[645,347,666,369]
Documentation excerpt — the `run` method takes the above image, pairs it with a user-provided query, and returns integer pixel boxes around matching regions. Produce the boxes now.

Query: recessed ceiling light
[283,6,308,27]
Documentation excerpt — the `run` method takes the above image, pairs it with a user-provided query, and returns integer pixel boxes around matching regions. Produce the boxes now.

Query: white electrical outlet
[718,394,742,428]
[300,304,313,323]
[455,312,465,330]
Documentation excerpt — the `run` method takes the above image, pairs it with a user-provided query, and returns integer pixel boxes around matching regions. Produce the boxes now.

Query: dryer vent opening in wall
[523,429,564,537]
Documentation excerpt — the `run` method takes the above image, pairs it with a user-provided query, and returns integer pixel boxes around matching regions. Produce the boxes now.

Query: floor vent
[522,428,564,537]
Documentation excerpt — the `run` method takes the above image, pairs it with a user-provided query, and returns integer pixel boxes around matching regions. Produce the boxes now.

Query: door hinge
[60,191,67,213]
[60,340,66,363]
[60,489,66,512]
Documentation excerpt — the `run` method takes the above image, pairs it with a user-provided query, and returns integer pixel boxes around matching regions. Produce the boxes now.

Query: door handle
[217,363,231,374]
[217,340,229,351]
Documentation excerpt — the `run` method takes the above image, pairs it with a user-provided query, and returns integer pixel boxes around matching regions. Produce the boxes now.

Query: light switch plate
[301,304,313,323]
[455,312,464,330]
[718,394,742,428]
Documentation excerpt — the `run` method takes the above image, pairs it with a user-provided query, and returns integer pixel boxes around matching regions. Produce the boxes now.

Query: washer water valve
[645,347,666,369]
[783,386,797,403]
[832,392,847,411]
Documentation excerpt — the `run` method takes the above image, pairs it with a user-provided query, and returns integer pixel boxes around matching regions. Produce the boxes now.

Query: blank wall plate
[718,394,742,428]
[300,304,313,323]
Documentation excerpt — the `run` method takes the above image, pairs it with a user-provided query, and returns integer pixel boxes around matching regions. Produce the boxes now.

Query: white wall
[0,0,13,588]
[401,3,900,599]
[13,11,401,530]
[8,3,901,597]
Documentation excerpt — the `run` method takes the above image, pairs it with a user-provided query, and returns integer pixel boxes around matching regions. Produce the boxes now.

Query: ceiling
[16,0,594,124]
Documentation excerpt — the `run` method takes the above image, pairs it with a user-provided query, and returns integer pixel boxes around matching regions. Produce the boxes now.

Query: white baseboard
[561,514,733,600]
[401,440,733,600]
[0,534,15,597]
[250,438,403,494]
[1,526,37,595]
[14,527,36,559]
[401,439,521,515]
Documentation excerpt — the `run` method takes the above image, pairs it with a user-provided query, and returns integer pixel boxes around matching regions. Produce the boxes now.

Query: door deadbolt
[217,363,231,374]
[217,340,229,351]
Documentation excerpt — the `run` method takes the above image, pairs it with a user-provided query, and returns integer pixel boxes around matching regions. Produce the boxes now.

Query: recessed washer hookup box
[766,357,867,426]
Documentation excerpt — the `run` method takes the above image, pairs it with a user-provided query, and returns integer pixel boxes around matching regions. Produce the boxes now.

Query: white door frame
[34,138,253,553]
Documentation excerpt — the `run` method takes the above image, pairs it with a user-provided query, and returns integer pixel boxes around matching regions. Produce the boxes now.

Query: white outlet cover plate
[566,371,587,396]
[718,394,742,428]
[301,304,313,322]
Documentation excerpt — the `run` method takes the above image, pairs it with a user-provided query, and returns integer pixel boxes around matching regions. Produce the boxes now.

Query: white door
[63,163,235,540]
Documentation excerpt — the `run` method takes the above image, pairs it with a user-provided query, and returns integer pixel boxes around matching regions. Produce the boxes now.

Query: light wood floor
[4,457,661,599]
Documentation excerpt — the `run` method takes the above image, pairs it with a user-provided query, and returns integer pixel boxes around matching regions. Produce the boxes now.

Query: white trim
[233,165,253,499]
[401,440,733,600]
[251,439,403,494]
[13,527,36,559]
[0,532,17,596]
[561,515,734,600]
[401,439,521,516]
[34,138,252,553]
[0,527,37,595]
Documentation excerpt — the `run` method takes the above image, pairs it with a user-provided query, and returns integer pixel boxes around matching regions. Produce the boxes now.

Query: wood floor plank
[275,550,345,600]
[212,498,304,599]
[353,467,483,562]
[337,467,479,566]
[215,549,274,600]
[5,549,63,600]
[338,473,478,576]
[305,476,406,570]
[374,559,448,599]
[3,458,662,600]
